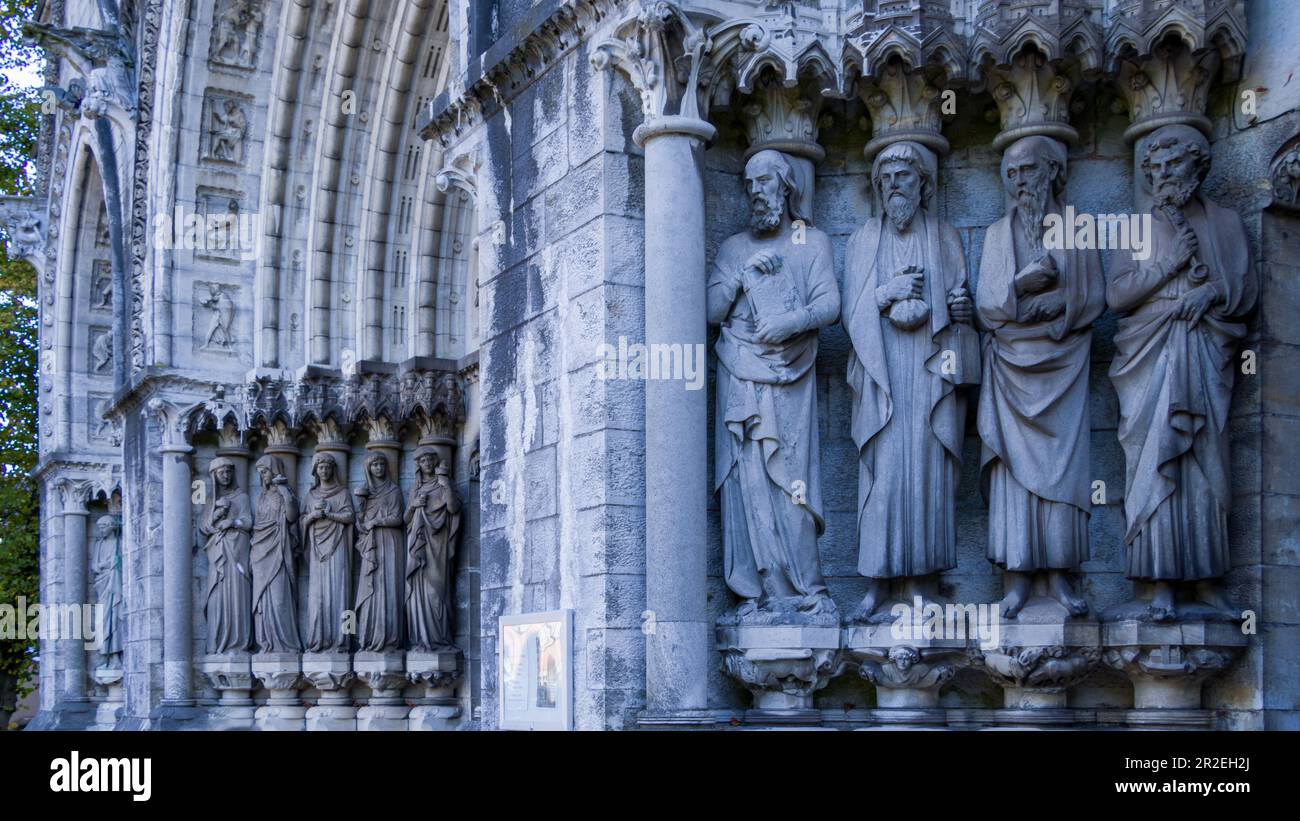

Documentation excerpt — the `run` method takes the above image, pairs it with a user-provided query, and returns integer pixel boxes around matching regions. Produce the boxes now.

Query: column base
[23,701,95,731]
[408,701,462,730]
[717,623,842,725]
[252,652,305,730]
[970,597,1100,712]
[1101,618,1248,710]
[843,622,967,724]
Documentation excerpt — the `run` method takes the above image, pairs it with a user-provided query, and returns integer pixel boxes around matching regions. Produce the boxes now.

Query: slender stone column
[149,399,196,706]
[635,115,715,717]
[58,480,90,704]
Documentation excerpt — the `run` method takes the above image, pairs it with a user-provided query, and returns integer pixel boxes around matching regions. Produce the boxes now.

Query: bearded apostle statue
[355,451,406,651]
[842,141,979,622]
[199,456,254,653]
[976,135,1105,619]
[1107,125,1256,622]
[406,448,461,651]
[302,452,355,652]
[91,515,123,661]
[707,148,840,621]
[251,454,303,653]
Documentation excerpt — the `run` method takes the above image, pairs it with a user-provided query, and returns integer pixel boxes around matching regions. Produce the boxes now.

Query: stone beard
[302,452,356,652]
[250,454,303,653]
[707,149,840,619]
[1106,125,1257,620]
[841,141,979,620]
[200,456,253,653]
[976,135,1105,618]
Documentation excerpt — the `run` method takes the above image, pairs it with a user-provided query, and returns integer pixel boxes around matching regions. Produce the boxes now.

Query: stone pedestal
[406,649,463,730]
[843,623,967,726]
[252,652,305,731]
[355,651,410,731]
[1102,619,1248,723]
[89,666,124,731]
[717,623,842,724]
[199,652,256,729]
[970,599,1100,725]
[302,652,356,731]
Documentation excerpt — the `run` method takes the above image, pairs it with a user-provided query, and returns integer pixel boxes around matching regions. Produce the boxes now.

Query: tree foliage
[0,0,44,719]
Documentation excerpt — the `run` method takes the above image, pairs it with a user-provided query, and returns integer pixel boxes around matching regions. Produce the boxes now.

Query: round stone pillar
[59,482,90,704]
[634,115,716,717]
[161,441,195,704]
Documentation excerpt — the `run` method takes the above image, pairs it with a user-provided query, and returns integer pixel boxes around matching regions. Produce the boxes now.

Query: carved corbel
[22,22,136,119]
[145,397,193,452]
[0,195,49,272]
[858,56,951,159]
[1269,140,1300,213]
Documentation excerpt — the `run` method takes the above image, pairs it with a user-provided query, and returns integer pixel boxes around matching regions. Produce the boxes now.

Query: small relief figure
[405,448,460,651]
[91,330,113,373]
[302,452,356,653]
[208,99,248,164]
[91,260,112,309]
[91,515,123,662]
[95,204,110,247]
[201,283,236,350]
[211,0,263,68]
[354,452,405,652]
[1107,125,1258,622]
[90,397,119,444]
[199,457,254,654]
[204,199,240,256]
[251,454,303,653]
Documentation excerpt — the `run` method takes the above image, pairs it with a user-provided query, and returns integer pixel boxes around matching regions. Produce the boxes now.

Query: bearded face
[877,159,922,232]
[746,159,787,235]
[1146,144,1201,208]
[1004,149,1054,251]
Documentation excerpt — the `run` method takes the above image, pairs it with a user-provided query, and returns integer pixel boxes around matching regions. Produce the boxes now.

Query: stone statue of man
[302,451,355,652]
[976,135,1105,618]
[355,451,406,651]
[707,148,840,620]
[251,454,302,653]
[842,141,979,622]
[90,515,123,661]
[199,456,253,653]
[405,448,460,651]
[1107,124,1257,622]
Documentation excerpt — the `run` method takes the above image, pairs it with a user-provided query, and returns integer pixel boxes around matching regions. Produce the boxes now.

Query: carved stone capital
[717,624,843,722]
[742,77,825,162]
[1107,0,1247,144]
[591,1,716,123]
[859,57,950,159]
[199,653,255,696]
[971,643,1101,694]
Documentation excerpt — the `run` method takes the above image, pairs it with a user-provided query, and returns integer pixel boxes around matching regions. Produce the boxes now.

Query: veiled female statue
[302,452,355,652]
[355,451,405,651]
[199,456,253,653]
[90,515,123,661]
[406,448,461,651]
[251,454,303,652]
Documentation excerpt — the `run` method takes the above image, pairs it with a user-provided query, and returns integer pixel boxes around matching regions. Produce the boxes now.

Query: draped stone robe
[1107,196,1256,581]
[843,212,979,578]
[707,228,840,603]
[355,479,405,651]
[406,477,460,651]
[91,527,123,659]
[976,205,1104,572]
[302,480,355,652]
[200,490,254,653]
[251,481,302,653]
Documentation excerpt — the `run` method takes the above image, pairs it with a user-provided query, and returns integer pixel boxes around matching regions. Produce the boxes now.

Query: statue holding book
[707,149,841,621]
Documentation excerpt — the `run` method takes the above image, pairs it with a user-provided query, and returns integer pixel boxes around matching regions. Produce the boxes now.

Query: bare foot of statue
[1048,570,1089,616]
[999,573,1031,619]
[734,598,760,620]
[799,592,838,618]
[849,579,888,624]
[1149,582,1177,622]
[1194,580,1235,618]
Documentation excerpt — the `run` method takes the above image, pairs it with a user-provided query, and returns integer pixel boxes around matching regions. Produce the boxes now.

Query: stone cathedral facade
[5,0,1300,731]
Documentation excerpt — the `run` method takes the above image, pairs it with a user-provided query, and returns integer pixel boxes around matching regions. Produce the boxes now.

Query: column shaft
[62,507,89,702]
[162,445,195,704]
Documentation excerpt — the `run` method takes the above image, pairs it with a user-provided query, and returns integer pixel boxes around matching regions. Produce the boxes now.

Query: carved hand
[743,251,781,279]
[754,310,804,345]
[946,286,973,324]
[1170,225,1199,272]
[1021,290,1066,323]
[1014,256,1058,296]
[878,270,923,308]
[271,475,287,486]
[1172,282,1220,325]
